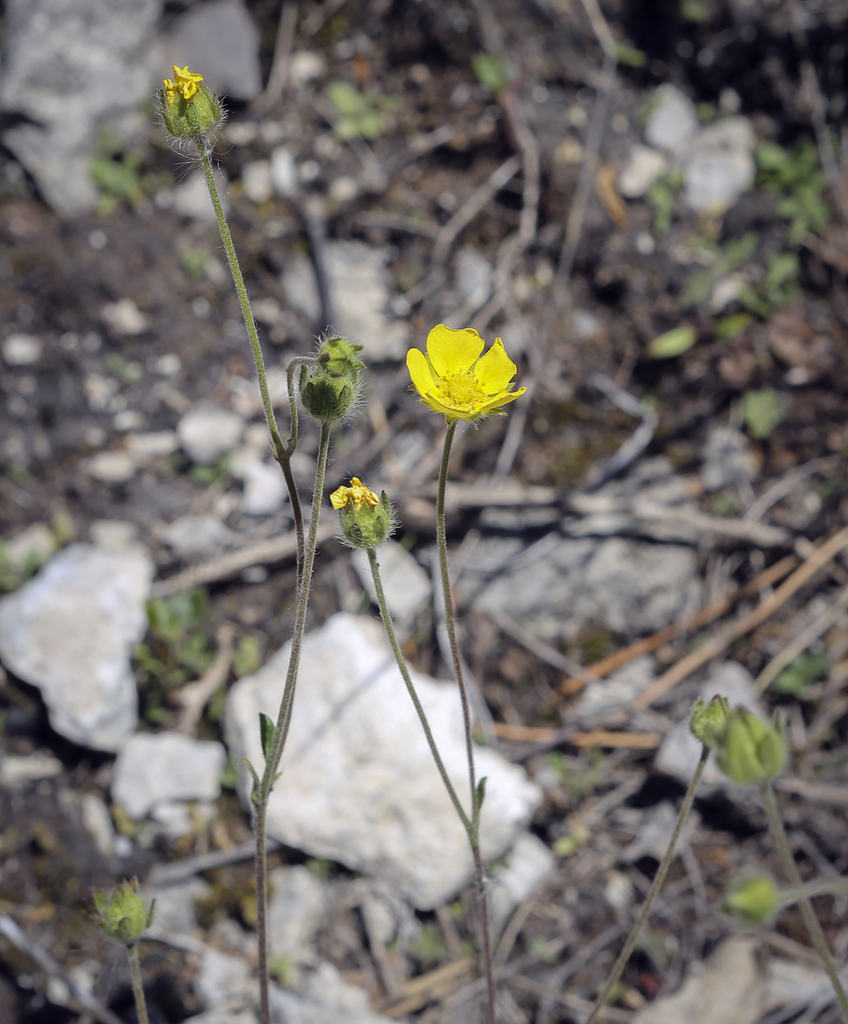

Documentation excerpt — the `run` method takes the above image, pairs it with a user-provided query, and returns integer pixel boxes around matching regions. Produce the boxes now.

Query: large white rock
[112,732,226,819]
[225,613,542,909]
[0,544,152,751]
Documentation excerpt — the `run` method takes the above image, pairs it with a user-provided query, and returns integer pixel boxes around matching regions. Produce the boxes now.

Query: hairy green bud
[160,65,224,139]
[301,335,364,421]
[723,874,780,926]
[690,694,731,749]
[330,477,393,549]
[715,706,786,785]
[93,878,155,945]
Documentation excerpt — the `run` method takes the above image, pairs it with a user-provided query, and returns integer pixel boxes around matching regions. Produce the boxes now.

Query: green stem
[585,744,710,1024]
[436,419,496,1024]
[126,943,150,1024]
[253,421,332,1024]
[198,140,304,569]
[781,879,848,905]
[197,142,286,464]
[761,782,848,1022]
[254,799,271,1024]
[367,547,471,832]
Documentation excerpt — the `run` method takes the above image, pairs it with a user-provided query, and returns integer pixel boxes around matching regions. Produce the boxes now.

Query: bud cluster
[301,335,364,422]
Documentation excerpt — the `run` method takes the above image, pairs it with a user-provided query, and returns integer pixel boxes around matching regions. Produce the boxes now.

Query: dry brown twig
[631,523,848,711]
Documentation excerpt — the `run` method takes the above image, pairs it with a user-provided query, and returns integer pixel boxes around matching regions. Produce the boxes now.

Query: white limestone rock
[645,84,699,154]
[281,241,410,360]
[618,145,668,198]
[112,732,226,819]
[225,613,542,909]
[0,543,151,751]
[683,116,757,214]
[177,404,245,465]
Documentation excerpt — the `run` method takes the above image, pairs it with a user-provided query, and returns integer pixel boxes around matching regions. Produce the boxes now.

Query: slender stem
[585,745,710,1024]
[435,419,496,1024]
[781,879,848,905]
[761,782,848,1022]
[254,799,271,1024]
[367,547,471,832]
[126,943,150,1024]
[259,420,331,793]
[252,421,332,1024]
[197,142,286,463]
[284,359,318,581]
[437,422,477,815]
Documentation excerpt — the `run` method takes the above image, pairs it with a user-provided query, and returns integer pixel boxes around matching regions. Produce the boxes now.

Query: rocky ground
[3,1,848,1022]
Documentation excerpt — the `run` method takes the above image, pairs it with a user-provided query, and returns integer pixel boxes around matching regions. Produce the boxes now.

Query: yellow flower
[330,477,380,512]
[406,324,526,422]
[163,65,204,103]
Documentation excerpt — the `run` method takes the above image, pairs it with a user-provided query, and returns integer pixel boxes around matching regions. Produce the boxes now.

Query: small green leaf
[775,653,828,696]
[472,53,512,96]
[476,775,488,809]
[242,758,261,801]
[615,44,648,67]
[648,324,696,359]
[259,713,275,760]
[713,313,753,339]
[743,388,788,440]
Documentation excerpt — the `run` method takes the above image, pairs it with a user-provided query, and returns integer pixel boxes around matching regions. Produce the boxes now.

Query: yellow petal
[406,347,438,397]
[330,485,351,510]
[474,338,518,393]
[426,324,484,378]
[478,387,526,415]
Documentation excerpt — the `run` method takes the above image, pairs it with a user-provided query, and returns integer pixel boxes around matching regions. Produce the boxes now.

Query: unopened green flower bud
[93,878,155,945]
[160,65,224,139]
[301,335,364,421]
[715,706,786,785]
[690,694,731,749]
[330,477,392,548]
[723,874,780,926]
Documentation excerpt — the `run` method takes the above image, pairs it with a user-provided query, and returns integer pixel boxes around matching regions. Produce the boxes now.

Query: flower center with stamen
[441,371,487,412]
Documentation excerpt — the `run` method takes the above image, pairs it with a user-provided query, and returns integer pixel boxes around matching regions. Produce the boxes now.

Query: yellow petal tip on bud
[330,477,392,549]
[159,64,224,139]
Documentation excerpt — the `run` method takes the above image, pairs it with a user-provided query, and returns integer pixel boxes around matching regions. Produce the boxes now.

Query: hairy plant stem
[126,943,150,1024]
[761,782,848,1022]
[436,419,496,1024]
[253,421,332,1024]
[585,744,710,1024]
[367,547,471,831]
[198,140,304,565]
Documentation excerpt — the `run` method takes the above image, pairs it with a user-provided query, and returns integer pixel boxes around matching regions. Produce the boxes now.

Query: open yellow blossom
[163,65,204,103]
[330,477,380,512]
[406,324,526,422]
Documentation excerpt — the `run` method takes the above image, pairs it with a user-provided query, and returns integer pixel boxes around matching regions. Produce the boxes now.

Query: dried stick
[631,524,848,711]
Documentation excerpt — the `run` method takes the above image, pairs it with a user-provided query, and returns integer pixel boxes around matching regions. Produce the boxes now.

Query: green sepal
[476,776,488,810]
[259,713,276,760]
[243,757,262,803]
